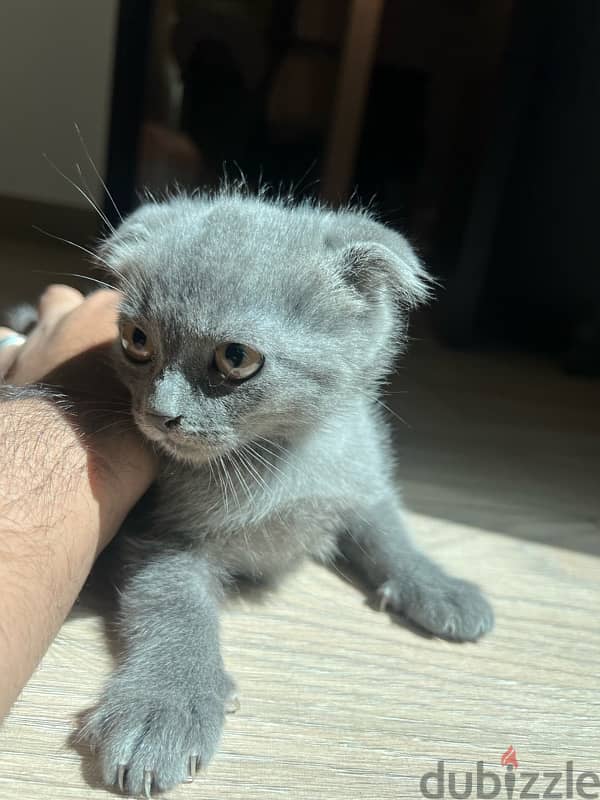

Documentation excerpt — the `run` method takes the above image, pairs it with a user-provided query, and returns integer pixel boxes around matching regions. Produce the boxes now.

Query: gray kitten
[76,193,493,796]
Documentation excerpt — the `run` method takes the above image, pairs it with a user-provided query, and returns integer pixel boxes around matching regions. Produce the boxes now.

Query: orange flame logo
[501,745,519,769]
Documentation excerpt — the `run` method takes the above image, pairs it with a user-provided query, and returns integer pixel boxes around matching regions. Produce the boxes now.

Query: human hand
[0,284,157,507]
[0,284,120,386]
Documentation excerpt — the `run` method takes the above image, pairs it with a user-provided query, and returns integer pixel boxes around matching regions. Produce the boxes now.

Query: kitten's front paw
[82,675,236,796]
[378,573,494,642]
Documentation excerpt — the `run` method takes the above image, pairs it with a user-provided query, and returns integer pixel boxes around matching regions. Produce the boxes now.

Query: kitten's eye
[214,342,264,381]
[120,323,154,363]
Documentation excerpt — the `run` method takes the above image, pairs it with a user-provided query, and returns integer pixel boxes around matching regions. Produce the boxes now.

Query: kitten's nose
[146,412,183,431]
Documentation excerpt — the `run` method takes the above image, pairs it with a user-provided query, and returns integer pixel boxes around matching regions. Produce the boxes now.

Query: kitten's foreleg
[82,549,235,796]
[339,493,494,641]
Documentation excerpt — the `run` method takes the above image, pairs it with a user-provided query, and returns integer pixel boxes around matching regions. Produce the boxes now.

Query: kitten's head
[100,193,430,463]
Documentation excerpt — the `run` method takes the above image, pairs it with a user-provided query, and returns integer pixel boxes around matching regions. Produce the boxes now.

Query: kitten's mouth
[133,411,229,463]
[160,438,212,462]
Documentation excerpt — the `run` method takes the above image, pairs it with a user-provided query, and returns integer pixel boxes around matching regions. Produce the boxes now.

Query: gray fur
[78,192,493,795]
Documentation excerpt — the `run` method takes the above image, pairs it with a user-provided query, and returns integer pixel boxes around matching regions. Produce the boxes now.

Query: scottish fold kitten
[66,193,495,795]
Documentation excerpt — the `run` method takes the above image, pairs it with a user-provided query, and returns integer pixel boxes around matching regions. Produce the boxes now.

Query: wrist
[86,418,158,549]
[0,384,156,552]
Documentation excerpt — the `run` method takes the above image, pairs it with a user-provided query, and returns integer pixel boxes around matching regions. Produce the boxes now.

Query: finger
[37,284,84,327]
[0,327,26,382]
[65,289,122,344]
[79,288,121,315]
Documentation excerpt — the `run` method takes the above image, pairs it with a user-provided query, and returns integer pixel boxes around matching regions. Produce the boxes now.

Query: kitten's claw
[226,694,241,714]
[378,586,390,613]
[377,575,494,641]
[143,769,153,798]
[117,764,126,793]
[187,754,198,782]
[84,678,232,794]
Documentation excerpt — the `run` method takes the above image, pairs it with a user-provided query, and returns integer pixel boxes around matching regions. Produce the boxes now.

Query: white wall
[0,0,119,209]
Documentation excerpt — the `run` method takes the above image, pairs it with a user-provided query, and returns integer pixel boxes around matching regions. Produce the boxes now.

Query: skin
[0,286,156,721]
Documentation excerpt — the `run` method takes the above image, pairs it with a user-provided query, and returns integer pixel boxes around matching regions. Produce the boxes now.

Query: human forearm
[0,386,154,719]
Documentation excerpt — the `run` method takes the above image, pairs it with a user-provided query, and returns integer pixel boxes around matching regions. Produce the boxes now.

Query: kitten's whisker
[227,450,254,505]
[92,240,139,296]
[222,455,240,510]
[251,437,303,479]
[206,457,215,491]
[239,446,288,530]
[74,122,124,223]
[78,410,133,419]
[238,446,270,494]
[223,455,241,511]
[213,455,227,513]
[42,152,115,233]
[75,162,98,221]
[66,272,116,291]
[236,450,261,504]
[88,419,131,437]
[226,452,256,554]
[101,266,138,305]
[68,399,130,408]
[31,227,114,273]
[246,441,287,478]
[253,434,294,460]
[32,268,117,292]
[243,445,286,492]
[218,454,235,513]
[355,387,411,429]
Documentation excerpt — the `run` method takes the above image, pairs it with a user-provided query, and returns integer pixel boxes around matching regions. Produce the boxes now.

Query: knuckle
[40,284,82,305]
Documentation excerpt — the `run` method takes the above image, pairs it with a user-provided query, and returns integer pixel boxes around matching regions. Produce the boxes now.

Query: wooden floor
[1,236,599,798]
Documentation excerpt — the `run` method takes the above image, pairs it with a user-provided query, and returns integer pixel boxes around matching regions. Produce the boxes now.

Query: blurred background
[0,0,598,549]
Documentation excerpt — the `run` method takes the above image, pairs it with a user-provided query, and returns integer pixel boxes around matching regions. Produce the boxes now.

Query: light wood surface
[1,237,599,798]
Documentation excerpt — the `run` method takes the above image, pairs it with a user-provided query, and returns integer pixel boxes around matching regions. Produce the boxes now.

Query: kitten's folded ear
[325,211,433,308]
